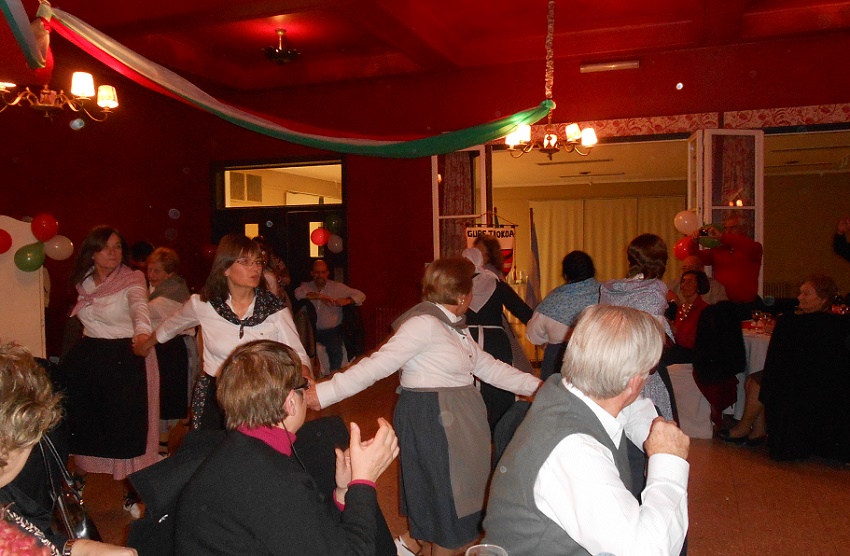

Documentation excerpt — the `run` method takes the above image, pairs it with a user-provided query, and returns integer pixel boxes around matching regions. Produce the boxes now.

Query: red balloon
[0,229,11,254]
[31,213,58,242]
[673,236,692,261]
[311,227,330,246]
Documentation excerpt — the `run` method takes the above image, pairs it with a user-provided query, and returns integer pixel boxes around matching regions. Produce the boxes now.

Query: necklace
[677,301,694,323]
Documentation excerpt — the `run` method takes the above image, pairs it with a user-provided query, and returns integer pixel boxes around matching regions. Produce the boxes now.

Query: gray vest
[483,375,632,556]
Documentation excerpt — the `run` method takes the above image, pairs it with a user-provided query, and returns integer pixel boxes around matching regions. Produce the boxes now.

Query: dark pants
[316,326,344,371]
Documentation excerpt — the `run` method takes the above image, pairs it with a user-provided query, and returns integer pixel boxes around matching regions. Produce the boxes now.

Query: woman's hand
[132,334,151,357]
[69,539,138,556]
[349,418,399,484]
[334,447,352,502]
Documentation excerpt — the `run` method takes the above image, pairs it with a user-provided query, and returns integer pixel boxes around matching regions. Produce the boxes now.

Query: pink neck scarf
[238,425,296,456]
[70,264,145,317]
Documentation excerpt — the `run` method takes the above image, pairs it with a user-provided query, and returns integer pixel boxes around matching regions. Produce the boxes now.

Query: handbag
[39,435,102,541]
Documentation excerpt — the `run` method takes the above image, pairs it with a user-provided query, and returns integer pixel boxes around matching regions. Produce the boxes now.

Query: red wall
[2,30,850,354]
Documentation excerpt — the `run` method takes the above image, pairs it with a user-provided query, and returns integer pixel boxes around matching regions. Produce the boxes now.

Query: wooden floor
[86,373,850,555]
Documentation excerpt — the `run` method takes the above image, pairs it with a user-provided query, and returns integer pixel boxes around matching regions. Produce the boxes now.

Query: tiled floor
[87,374,850,555]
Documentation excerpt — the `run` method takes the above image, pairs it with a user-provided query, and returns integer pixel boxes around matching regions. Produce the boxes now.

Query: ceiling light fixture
[579,60,640,73]
[263,29,300,65]
[0,72,118,121]
[504,0,597,159]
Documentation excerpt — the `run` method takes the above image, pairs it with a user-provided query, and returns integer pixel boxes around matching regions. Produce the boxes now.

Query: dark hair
[216,340,301,430]
[473,235,504,273]
[130,241,155,263]
[681,270,710,296]
[626,233,668,280]
[562,251,595,283]
[201,234,265,303]
[422,257,474,305]
[69,226,129,286]
[804,274,839,312]
[148,247,181,274]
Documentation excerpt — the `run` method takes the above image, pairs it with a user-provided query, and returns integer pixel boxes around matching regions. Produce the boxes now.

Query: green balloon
[14,242,45,272]
[326,214,343,234]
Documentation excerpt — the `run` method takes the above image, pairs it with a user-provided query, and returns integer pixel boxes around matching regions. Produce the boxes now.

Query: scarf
[149,275,190,304]
[70,265,145,317]
[392,301,466,333]
[208,288,285,338]
[238,425,296,456]
[462,247,498,313]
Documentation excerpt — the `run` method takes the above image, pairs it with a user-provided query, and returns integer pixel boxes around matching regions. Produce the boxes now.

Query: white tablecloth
[727,330,771,419]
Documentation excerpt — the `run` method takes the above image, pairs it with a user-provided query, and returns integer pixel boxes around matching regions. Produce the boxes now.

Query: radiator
[762,281,798,299]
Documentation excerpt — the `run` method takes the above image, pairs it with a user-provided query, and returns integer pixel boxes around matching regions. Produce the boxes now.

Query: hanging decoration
[0,0,552,159]
[327,234,343,254]
[0,229,11,254]
[43,234,73,260]
[310,227,331,246]
[30,212,58,241]
[14,241,45,272]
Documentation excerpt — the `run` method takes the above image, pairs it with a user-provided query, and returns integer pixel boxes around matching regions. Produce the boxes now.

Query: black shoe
[718,430,749,445]
[744,435,766,447]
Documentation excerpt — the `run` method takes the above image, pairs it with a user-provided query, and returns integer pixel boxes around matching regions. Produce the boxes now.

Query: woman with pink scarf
[61,226,159,514]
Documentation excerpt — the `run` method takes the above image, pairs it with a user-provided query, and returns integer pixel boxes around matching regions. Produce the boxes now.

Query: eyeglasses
[233,258,265,268]
[293,378,310,392]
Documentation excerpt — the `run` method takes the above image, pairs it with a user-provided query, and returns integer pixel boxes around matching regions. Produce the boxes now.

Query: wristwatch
[63,539,79,556]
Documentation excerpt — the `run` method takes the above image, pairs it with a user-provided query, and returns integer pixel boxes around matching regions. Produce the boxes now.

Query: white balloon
[44,234,74,260]
[673,211,699,235]
[327,234,343,253]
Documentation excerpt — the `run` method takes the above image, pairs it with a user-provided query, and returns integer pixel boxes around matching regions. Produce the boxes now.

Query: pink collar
[238,425,296,456]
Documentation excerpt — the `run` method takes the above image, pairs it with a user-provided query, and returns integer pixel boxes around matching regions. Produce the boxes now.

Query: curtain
[439,152,475,258]
[531,195,686,296]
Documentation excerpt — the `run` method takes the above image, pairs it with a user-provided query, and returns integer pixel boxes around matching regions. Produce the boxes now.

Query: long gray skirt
[394,384,490,549]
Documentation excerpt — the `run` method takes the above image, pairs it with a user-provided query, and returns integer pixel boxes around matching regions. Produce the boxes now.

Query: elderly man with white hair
[484,304,690,556]
[667,255,728,305]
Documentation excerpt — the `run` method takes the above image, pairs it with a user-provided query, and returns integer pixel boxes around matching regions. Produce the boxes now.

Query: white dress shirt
[155,294,310,377]
[294,279,365,330]
[534,381,689,556]
[77,275,151,339]
[316,304,541,408]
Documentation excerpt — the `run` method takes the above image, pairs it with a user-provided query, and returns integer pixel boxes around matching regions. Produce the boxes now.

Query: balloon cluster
[310,214,344,254]
[672,211,724,260]
[0,214,74,272]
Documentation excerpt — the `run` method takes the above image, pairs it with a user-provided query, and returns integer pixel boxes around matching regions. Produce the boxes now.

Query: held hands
[644,416,690,460]
[70,539,138,556]
[349,418,400,484]
[837,217,850,236]
[132,334,151,357]
[304,385,322,411]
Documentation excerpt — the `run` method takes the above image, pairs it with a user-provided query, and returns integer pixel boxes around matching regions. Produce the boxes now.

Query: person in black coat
[174,340,399,556]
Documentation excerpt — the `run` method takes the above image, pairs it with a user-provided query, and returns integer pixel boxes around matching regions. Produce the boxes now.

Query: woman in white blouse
[62,226,159,489]
[306,257,541,556]
[137,234,311,431]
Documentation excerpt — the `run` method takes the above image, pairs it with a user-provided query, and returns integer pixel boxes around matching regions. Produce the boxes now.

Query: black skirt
[155,336,190,420]
[63,337,148,459]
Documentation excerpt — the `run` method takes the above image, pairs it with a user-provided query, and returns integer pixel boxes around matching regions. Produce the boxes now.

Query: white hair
[562,304,664,399]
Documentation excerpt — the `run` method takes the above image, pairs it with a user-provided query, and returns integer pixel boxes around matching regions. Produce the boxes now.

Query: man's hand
[334,297,353,307]
[304,385,322,411]
[644,416,689,460]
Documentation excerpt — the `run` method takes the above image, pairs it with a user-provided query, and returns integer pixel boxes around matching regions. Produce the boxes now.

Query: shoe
[70,473,86,494]
[123,496,143,519]
[744,435,766,447]
[394,536,423,556]
[718,430,749,445]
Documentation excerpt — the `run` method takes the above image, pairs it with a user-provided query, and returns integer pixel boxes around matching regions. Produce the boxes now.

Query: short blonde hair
[562,304,664,399]
[216,340,301,430]
[0,344,62,469]
[422,257,474,305]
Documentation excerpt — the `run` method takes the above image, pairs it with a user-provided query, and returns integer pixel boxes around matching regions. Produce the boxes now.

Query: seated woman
[526,251,599,381]
[0,343,137,556]
[721,274,840,447]
[175,340,399,555]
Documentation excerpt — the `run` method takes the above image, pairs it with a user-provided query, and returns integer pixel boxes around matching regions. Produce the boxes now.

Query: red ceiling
[2,0,850,94]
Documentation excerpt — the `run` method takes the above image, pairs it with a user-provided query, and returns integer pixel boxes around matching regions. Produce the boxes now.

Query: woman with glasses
[175,340,398,555]
[137,234,311,431]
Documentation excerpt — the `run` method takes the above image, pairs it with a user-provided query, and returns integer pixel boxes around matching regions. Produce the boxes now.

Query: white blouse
[317,305,541,408]
[154,294,310,377]
[77,275,151,339]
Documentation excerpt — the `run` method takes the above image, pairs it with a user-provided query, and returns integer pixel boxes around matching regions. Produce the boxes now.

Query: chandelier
[0,71,118,122]
[503,0,597,159]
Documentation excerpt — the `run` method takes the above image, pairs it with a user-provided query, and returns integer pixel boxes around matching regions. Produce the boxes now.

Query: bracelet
[63,539,79,556]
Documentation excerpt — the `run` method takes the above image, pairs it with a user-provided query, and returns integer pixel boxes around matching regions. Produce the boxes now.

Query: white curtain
[531,196,686,296]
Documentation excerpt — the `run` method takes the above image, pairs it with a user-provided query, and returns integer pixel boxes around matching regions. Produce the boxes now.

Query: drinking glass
[466,544,508,556]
